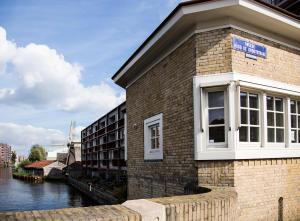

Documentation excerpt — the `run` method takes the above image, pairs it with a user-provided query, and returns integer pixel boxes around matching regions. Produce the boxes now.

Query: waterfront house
[112,0,300,220]
[24,160,66,179]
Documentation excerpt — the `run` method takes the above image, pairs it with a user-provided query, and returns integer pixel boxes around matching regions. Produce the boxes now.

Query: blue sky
[0,0,181,155]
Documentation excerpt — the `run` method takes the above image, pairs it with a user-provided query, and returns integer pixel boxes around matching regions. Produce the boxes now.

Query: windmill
[45,121,78,161]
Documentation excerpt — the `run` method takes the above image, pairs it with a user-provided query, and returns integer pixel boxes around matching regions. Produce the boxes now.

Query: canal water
[0,167,98,212]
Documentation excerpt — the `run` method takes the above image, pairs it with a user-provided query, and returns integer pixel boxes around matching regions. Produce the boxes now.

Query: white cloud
[0,26,125,113]
[0,122,68,155]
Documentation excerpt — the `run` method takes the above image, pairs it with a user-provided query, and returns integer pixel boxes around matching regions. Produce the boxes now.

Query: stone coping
[0,187,237,221]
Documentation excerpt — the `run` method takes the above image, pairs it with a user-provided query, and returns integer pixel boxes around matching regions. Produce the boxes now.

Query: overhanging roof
[112,0,300,88]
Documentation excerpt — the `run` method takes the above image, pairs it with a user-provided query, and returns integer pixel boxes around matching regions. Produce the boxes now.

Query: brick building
[81,102,126,181]
[0,143,11,166]
[112,0,300,220]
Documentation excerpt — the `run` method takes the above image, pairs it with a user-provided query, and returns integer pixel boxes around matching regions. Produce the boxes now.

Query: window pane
[298,131,300,144]
[298,117,300,129]
[267,96,274,110]
[151,138,156,149]
[250,110,259,125]
[291,115,297,128]
[208,91,224,108]
[241,109,248,124]
[291,130,297,143]
[276,129,284,143]
[268,128,275,142]
[291,100,296,113]
[250,127,259,142]
[298,102,300,114]
[239,126,248,142]
[209,109,224,125]
[249,93,258,108]
[267,112,274,126]
[156,126,160,137]
[209,126,225,143]
[156,138,160,149]
[240,92,247,107]
[275,98,283,112]
[276,113,284,127]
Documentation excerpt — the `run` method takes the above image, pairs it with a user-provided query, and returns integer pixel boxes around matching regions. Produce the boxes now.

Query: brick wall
[231,29,300,85]
[127,26,300,220]
[126,36,197,199]
[195,28,232,75]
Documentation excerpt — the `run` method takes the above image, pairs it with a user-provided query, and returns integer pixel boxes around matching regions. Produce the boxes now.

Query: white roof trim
[113,0,300,84]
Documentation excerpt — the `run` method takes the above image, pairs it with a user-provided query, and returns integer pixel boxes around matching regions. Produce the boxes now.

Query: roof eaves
[111,0,300,83]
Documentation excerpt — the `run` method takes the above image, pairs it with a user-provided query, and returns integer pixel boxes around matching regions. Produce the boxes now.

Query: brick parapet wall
[0,187,237,221]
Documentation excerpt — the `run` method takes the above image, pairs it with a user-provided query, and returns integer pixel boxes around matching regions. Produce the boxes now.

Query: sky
[0,0,181,155]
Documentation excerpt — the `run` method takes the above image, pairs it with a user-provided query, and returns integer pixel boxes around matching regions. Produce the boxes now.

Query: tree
[18,159,31,168]
[11,151,16,164]
[28,145,46,162]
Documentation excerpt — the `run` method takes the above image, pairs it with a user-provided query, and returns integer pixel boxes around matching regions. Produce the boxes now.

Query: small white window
[239,92,260,143]
[267,96,285,143]
[144,113,163,160]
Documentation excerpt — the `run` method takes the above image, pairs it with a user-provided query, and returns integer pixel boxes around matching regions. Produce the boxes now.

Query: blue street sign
[232,37,267,59]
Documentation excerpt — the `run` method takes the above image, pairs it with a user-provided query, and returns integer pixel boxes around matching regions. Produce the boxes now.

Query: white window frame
[238,90,262,148]
[290,99,300,147]
[203,87,228,149]
[144,113,163,160]
[194,72,300,161]
[265,94,286,148]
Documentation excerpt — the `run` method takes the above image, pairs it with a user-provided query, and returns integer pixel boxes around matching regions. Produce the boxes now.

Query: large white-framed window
[144,113,163,160]
[239,91,261,145]
[193,72,300,161]
[266,95,285,145]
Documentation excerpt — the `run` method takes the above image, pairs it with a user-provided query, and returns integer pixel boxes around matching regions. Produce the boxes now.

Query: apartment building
[0,143,11,166]
[81,102,126,181]
[112,0,300,220]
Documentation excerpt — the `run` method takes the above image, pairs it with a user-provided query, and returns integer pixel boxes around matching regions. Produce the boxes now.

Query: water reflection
[0,167,97,212]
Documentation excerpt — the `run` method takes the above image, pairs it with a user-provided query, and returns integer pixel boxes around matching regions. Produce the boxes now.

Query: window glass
[209,126,225,143]
[291,100,296,113]
[239,127,248,142]
[150,124,160,149]
[275,98,283,112]
[240,92,247,107]
[267,96,284,143]
[267,96,274,110]
[208,91,225,144]
[249,93,258,108]
[250,127,259,142]
[268,128,275,142]
[208,91,224,108]
[209,109,224,125]
[239,91,260,143]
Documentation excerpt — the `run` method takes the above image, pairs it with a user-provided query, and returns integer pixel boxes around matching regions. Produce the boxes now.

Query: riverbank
[68,177,120,204]
[12,172,44,183]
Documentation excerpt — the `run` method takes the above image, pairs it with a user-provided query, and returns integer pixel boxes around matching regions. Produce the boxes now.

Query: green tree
[11,151,16,164]
[18,159,31,168]
[28,145,46,162]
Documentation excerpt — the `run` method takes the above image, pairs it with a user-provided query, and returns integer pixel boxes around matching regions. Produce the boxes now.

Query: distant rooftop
[25,160,55,169]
